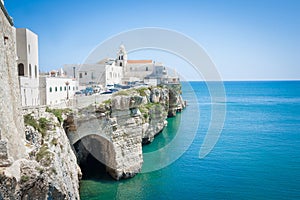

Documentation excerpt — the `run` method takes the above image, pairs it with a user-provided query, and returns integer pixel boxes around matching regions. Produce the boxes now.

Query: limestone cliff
[66,84,185,180]
[0,108,82,199]
[0,0,26,167]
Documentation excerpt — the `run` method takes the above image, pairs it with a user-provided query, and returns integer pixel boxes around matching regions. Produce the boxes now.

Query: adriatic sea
[80,81,300,200]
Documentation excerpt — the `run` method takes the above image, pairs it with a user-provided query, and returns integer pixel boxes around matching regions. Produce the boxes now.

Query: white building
[16,28,40,107]
[64,45,179,87]
[64,58,123,87]
[144,64,180,86]
[39,71,78,106]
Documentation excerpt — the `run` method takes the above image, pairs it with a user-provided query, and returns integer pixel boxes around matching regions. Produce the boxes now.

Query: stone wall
[0,2,26,166]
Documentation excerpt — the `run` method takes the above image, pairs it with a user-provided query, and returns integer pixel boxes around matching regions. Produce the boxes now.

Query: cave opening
[80,153,113,180]
[74,140,114,181]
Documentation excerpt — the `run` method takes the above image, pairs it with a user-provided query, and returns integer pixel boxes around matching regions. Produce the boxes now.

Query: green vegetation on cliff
[24,114,49,137]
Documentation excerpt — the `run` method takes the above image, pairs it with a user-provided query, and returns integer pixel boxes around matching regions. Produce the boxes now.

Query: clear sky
[5,0,300,80]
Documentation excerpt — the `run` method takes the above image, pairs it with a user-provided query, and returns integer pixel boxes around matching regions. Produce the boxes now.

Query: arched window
[146,67,148,71]
[29,64,32,77]
[60,86,62,91]
[35,65,38,78]
[18,63,25,76]
[49,87,52,92]
[55,87,57,92]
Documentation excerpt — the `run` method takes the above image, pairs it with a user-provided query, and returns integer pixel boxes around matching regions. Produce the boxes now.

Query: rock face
[67,84,185,180]
[0,1,27,166]
[0,108,82,199]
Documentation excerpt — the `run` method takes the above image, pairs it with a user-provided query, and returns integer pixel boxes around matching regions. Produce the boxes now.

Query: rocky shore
[65,84,185,180]
[0,84,184,199]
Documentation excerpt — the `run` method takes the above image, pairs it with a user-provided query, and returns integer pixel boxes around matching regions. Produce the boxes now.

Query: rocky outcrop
[66,84,185,180]
[0,108,82,199]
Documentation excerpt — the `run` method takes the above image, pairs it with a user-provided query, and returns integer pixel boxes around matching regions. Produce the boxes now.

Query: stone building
[0,0,26,166]
[16,28,40,106]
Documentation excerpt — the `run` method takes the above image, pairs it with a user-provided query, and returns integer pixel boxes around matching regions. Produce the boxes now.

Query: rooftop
[127,60,153,64]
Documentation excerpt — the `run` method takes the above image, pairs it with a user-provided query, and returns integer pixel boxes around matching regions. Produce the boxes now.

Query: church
[64,45,179,87]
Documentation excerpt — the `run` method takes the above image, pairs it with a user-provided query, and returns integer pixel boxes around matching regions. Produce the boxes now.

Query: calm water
[80,81,300,199]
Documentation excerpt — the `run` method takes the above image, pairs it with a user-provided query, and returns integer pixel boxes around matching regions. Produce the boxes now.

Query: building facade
[64,59,123,87]
[16,28,40,106]
[39,72,78,106]
[63,45,179,87]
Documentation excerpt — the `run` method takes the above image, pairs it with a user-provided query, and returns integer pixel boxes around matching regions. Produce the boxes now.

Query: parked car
[75,91,83,95]
[109,88,119,93]
[101,90,112,94]
[85,87,94,95]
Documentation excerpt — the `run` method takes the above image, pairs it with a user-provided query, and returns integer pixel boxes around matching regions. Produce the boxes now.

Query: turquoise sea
[80,81,300,200]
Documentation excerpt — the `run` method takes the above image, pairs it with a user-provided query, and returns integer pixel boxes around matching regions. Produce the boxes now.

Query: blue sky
[5,0,300,80]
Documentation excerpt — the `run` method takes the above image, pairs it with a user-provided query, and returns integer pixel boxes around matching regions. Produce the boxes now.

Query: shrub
[115,90,130,96]
[20,175,29,183]
[46,107,65,123]
[36,144,53,167]
[24,114,39,130]
[24,114,49,137]
[38,117,49,137]
[102,99,111,105]
[136,87,148,96]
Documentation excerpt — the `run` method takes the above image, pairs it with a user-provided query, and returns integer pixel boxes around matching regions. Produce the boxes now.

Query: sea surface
[80,81,300,200]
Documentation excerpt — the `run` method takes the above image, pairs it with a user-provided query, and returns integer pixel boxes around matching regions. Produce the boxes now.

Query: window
[69,86,71,90]
[50,87,52,92]
[4,36,8,45]
[85,72,87,75]
[55,87,57,92]
[146,67,148,71]
[28,44,31,54]
[29,64,32,77]
[35,65,38,78]
[64,86,67,91]
[73,86,75,91]
[79,73,82,78]
[18,63,25,76]
[120,62,122,66]
[60,86,62,91]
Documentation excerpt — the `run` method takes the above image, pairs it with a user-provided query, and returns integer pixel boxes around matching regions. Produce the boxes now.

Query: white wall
[64,64,107,86]
[39,76,78,105]
[105,64,123,86]
[16,28,40,106]
[123,63,154,83]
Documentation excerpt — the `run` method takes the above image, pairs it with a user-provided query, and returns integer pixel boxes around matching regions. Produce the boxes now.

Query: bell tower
[116,45,127,67]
